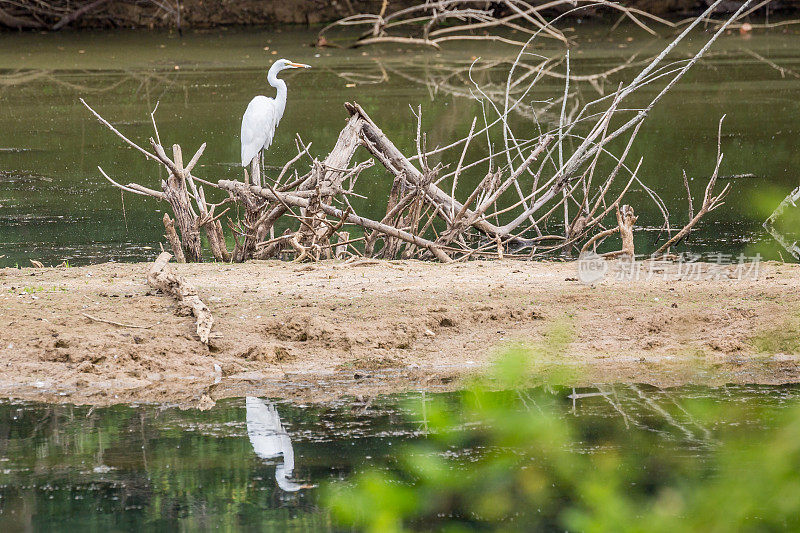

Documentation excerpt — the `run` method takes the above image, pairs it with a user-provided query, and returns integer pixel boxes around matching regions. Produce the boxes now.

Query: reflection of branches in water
[570,384,713,444]
[328,43,700,132]
[380,58,575,127]
[0,68,122,94]
[330,57,576,132]
[0,67,185,105]
[741,47,800,80]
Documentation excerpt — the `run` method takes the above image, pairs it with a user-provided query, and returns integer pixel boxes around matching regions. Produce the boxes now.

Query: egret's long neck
[267,67,287,115]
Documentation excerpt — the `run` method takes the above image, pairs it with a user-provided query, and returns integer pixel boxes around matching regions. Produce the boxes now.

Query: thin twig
[82,312,154,329]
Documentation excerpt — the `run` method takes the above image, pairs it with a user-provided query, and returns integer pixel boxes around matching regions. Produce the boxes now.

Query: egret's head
[272,58,311,72]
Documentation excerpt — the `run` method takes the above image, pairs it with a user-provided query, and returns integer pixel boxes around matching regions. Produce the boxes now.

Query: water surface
[2,27,800,266]
[1,384,799,530]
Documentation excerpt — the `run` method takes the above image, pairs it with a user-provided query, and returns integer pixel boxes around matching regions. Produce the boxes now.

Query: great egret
[240,58,311,186]
[246,396,314,492]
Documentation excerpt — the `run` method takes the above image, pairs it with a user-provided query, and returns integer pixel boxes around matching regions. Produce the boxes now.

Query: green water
[1,27,800,266]
[1,384,799,530]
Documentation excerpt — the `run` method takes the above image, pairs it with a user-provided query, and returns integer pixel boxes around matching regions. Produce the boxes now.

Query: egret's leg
[256,150,263,187]
[265,141,274,239]
[250,154,261,188]
[260,150,265,187]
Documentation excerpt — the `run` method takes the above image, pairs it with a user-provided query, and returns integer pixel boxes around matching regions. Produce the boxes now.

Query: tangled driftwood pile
[82,1,751,265]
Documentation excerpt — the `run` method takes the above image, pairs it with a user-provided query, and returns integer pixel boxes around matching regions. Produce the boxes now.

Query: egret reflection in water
[246,396,314,492]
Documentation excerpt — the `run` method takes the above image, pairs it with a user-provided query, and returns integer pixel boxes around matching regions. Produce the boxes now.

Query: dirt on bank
[1,258,799,407]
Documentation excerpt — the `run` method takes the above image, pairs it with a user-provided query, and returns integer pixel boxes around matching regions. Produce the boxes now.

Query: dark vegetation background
[1,0,799,30]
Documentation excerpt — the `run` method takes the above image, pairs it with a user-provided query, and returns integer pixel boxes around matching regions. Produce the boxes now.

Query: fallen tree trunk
[147,252,213,344]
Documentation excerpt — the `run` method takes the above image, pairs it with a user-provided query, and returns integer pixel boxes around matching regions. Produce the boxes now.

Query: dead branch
[603,205,638,259]
[763,185,800,260]
[346,102,508,241]
[52,0,111,30]
[147,252,213,344]
[652,167,730,257]
[162,213,186,263]
[652,118,731,257]
[218,180,451,262]
[580,226,619,256]
[319,0,680,49]
[81,312,154,330]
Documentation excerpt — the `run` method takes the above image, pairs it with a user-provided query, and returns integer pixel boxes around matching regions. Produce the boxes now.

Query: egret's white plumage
[246,396,313,492]
[240,58,310,170]
[240,95,282,168]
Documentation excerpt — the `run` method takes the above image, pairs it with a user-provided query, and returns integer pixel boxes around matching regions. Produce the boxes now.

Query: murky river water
[1,27,800,266]
[1,384,798,529]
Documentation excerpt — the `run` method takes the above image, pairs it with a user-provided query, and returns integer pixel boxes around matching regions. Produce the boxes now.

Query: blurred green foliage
[323,347,800,532]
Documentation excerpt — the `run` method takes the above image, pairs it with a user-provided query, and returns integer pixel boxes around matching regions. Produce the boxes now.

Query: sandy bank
[1,259,799,407]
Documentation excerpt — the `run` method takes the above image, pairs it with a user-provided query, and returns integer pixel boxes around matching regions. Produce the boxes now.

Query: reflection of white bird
[246,396,313,492]
[240,58,310,186]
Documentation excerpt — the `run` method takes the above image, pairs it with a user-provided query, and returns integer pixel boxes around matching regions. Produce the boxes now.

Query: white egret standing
[246,396,314,492]
[240,58,310,187]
